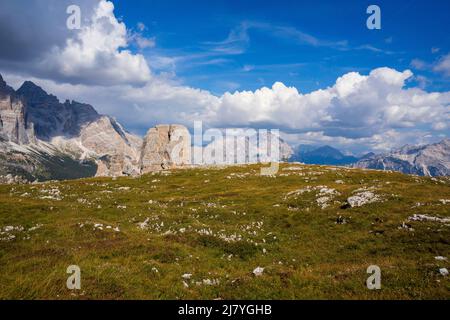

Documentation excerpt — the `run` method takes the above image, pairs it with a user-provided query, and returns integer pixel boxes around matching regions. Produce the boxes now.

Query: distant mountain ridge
[290,145,359,165]
[354,139,450,177]
[290,141,450,177]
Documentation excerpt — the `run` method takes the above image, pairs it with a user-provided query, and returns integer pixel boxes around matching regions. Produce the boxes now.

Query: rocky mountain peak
[0,74,15,96]
[18,80,45,93]
[64,100,99,121]
[17,81,58,105]
[14,82,101,140]
[0,74,6,87]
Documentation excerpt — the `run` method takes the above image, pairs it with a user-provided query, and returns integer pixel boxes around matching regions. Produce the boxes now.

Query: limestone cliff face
[0,75,35,144]
[1,75,143,178]
[79,116,142,176]
[0,75,194,179]
[0,75,195,180]
[140,125,191,173]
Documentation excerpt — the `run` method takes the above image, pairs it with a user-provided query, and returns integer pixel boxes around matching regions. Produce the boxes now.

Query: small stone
[335,215,347,224]
[202,279,212,285]
[253,267,264,277]
[435,256,447,261]
[439,268,448,276]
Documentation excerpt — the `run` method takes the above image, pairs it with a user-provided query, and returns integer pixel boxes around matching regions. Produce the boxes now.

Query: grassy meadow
[0,163,449,299]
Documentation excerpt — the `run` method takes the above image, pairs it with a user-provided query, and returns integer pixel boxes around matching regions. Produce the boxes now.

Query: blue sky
[116,0,450,94]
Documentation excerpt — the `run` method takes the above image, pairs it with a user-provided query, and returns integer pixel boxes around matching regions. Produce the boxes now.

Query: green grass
[0,163,449,299]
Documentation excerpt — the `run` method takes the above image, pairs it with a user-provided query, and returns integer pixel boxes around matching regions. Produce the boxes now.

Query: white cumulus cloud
[40,0,151,86]
[210,68,449,139]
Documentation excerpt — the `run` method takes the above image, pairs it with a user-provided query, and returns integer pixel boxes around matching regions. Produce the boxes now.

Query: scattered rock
[253,267,264,277]
[335,216,347,224]
[439,268,449,276]
[0,174,28,185]
[346,191,381,208]
[435,256,448,261]
[398,222,414,231]
[408,214,450,224]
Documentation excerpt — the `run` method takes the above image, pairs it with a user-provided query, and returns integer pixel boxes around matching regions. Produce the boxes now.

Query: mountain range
[0,74,144,180]
[0,74,449,180]
[290,145,360,165]
[353,139,450,177]
[289,141,450,177]
[0,74,289,181]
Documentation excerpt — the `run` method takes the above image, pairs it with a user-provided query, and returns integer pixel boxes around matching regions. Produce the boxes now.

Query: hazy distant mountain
[291,145,359,165]
[289,141,450,177]
[194,132,293,165]
[359,152,375,160]
[354,139,450,176]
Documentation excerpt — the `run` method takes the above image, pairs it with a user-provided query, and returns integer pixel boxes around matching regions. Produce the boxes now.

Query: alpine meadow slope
[0,163,449,299]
